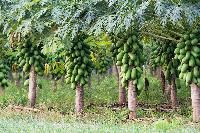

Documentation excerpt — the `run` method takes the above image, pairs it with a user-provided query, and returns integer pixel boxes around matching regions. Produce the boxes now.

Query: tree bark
[52,79,57,92]
[22,71,25,83]
[28,65,37,107]
[14,71,20,87]
[112,65,116,75]
[170,76,178,108]
[117,66,126,106]
[0,86,3,96]
[108,67,112,75]
[88,75,91,90]
[160,70,166,95]
[61,76,65,86]
[75,83,84,114]
[128,80,137,119]
[97,74,100,85]
[88,75,92,103]
[191,84,200,122]
[9,72,14,82]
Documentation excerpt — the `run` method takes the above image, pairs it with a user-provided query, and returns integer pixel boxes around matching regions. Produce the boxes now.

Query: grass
[0,111,199,133]
[0,73,199,132]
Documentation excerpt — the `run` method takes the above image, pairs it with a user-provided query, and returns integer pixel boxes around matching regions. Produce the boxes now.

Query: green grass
[0,74,199,132]
[0,112,199,133]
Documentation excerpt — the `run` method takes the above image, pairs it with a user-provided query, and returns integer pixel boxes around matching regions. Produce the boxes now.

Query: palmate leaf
[154,0,200,25]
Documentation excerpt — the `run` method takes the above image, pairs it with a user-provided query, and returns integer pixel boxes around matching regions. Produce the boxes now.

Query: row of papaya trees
[1,28,200,122]
[0,0,199,123]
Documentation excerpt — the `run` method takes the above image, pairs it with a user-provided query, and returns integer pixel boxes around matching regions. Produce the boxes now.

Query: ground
[0,74,200,132]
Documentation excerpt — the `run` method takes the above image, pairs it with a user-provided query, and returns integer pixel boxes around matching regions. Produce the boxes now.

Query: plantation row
[0,0,200,123]
[0,28,199,122]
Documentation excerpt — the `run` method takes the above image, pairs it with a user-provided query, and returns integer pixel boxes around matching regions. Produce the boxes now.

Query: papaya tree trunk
[52,79,57,92]
[28,65,37,107]
[88,75,91,90]
[97,74,100,85]
[108,67,112,75]
[170,76,178,108]
[14,71,20,87]
[128,80,137,119]
[191,84,200,122]
[0,86,3,96]
[160,70,166,95]
[22,71,25,83]
[112,64,118,76]
[117,66,126,106]
[88,75,92,102]
[9,71,13,82]
[61,76,65,86]
[75,83,84,114]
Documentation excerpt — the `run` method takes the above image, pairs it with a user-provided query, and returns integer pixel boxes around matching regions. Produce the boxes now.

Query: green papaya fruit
[80,77,86,86]
[122,53,128,64]
[72,68,78,75]
[125,69,131,80]
[183,34,189,40]
[71,82,76,89]
[193,67,199,78]
[128,53,136,60]
[181,64,188,73]
[75,75,80,82]
[186,72,192,83]
[116,40,123,47]
[189,56,195,67]
[29,57,34,65]
[127,37,132,44]
[116,61,122,66]
[122,64,128,73]
[191,38,198,45]
[192,46,200,53]
[137,78,144,90]
[185,40,191,46]
[177,42,185,49]
[190,34,196,39]
[71,75,75,83]
[24,79,29,86]
[196,58,200,66]
[117,52,124,61]
[124,43,129,52]
[78,69,84,75]
[0,72,4,81]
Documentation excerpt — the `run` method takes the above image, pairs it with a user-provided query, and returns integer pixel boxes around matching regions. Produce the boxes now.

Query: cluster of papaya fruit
[47,50,66,80]
[110,36,120,61]
[0,63,9,88]
[174,29,200,86]
[97,55,112,74]
[150,42,179,82]
[65,36,93,89]
[51,62,65,80]
[17,40,45,75]
[114,30,144,89]
[23,73,30,86]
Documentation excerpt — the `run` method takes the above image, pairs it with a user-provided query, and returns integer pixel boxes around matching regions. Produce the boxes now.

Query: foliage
[0,75,199,132]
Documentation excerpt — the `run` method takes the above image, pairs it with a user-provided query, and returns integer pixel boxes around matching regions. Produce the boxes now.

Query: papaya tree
[115,29,144,119]
[65,33,94,114]
[51,0,109,114]
[88,34,112,77]
[150,41,179,108]
[4,0,54,107]
[110,35,127,106]
[47,50,66,91]
[175,29,200,122]
[7,51,22,87]
[16,39,45,107]
[0,61,9,95]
